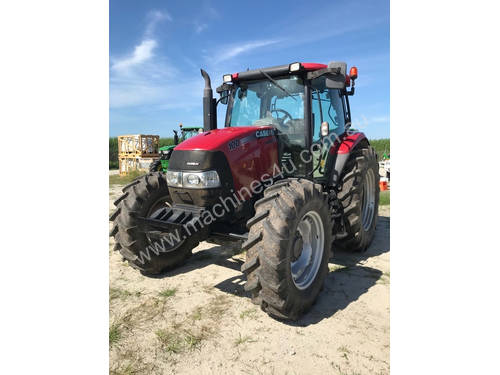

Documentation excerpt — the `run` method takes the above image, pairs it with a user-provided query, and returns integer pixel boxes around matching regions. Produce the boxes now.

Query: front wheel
[241,179,332,320]
[109,172,198,274]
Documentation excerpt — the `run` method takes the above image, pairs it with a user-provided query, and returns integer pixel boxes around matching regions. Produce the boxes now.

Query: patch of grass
[121,297,165,326]
[156,325,212,354]
[109,362,135,375]
[206,294,232,319]
[234,333,255,346]
[109,362,136,375]
[109,287,133,301]
[109,321,122,346]
[109,170,145,186]
[190,306,203,321]
[156,329,184,354]
[337,345,350,354]
[239,308,258,320]
[158,287,177,298]
[379,190,390,206]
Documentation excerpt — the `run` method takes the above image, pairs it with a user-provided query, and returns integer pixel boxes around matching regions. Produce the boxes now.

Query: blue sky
[110,0,389,139]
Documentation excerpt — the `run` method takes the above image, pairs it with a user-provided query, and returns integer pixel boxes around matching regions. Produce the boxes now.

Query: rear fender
[324,132,369,187]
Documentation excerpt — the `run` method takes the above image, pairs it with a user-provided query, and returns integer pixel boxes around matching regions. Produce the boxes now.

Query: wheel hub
[290,211,325,290]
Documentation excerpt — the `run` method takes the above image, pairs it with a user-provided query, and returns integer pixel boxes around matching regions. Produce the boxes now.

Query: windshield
[181,130,200,141]
[227,75,307,176]
[227,76,305,139]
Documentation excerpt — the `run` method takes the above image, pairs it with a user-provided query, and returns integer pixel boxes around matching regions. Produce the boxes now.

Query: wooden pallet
[119,156,157,176]
[118,134,159,158]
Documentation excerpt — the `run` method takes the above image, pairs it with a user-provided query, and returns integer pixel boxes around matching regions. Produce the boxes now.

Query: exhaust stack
[200,69,217,132]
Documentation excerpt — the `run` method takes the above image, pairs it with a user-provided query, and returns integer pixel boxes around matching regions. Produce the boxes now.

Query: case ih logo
[255,129,273,138]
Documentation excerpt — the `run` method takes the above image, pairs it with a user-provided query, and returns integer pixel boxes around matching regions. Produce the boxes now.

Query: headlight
[166,171,182,187]
[167,170,221,189]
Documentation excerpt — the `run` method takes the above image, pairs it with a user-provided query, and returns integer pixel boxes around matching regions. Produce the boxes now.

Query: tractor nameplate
[255,129,273,138]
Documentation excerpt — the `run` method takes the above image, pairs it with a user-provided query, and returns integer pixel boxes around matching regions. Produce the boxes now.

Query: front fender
[324,132,369,186]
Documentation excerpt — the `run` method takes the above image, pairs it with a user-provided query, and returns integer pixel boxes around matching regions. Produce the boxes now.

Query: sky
[110,0,389,139]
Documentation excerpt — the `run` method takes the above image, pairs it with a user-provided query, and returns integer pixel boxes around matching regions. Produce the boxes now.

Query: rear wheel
[109,172,198,274]
[334,145,380,252]
[241,179,332,320]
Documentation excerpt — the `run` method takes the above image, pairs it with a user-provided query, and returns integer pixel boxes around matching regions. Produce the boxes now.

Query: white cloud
[111,39,158,72]
[110,9,177,108]
[214,39,280,63]
[145,10,171,37]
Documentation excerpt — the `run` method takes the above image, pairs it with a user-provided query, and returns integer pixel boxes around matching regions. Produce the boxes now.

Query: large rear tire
[241,179,332,320]
[109,172,198,274]
[334,145,380,252]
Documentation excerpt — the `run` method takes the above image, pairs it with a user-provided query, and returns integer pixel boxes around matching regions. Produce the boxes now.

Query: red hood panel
[175,126,272,152]
[174,126,278,196]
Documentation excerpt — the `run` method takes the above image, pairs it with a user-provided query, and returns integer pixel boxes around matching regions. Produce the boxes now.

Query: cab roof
[232,62,327,81]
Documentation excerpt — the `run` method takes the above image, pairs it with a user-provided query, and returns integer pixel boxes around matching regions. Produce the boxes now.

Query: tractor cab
[214,62,357,181]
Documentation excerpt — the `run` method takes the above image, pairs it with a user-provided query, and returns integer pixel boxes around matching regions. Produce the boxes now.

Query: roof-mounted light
[289,62,302,72]
[223,74,232,83]
[349,66,358,80]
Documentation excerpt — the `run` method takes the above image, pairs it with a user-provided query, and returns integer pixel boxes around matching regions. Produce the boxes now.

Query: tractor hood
[174,126,275,153]
[169,126,279,201]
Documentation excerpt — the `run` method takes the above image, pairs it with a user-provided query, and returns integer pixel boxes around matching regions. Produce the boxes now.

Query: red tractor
[110,61,379,320]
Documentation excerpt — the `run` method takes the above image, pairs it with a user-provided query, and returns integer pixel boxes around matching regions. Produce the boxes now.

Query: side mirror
[325,61,347,89]
[173,130,179,145]
[321,121,329,137]
[325,74,347,89]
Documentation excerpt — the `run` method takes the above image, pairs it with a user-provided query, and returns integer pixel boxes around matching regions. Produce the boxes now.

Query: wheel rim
[147,197,185,252]
[290,211,325,290]
[361,169,376,231]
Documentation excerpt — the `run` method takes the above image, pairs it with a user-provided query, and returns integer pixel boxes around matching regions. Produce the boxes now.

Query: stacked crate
[118,135,159,175]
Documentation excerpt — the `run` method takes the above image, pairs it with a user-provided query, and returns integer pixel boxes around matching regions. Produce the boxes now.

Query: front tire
[241,179,332,320]
[109,172,199,274]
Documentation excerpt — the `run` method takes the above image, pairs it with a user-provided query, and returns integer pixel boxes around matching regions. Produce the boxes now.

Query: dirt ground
[109,183,390,375]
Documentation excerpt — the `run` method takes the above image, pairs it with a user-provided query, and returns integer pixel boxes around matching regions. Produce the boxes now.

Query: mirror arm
[306,67,341,80]
[216,95,230,106]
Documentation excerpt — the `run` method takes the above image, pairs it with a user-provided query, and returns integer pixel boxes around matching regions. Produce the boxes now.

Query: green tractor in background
[149,124,203,172]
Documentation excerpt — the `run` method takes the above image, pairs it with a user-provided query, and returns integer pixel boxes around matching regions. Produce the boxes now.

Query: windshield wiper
[259,70,297,101]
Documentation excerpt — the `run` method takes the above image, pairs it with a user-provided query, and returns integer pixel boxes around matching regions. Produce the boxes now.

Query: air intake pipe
[200,69,217,132]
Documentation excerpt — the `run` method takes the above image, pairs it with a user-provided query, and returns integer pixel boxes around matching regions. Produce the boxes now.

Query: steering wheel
[271,109,293,126]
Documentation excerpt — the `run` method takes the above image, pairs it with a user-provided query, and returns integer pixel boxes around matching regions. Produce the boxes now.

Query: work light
[289,62,301,72]
[223,74,232,83]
